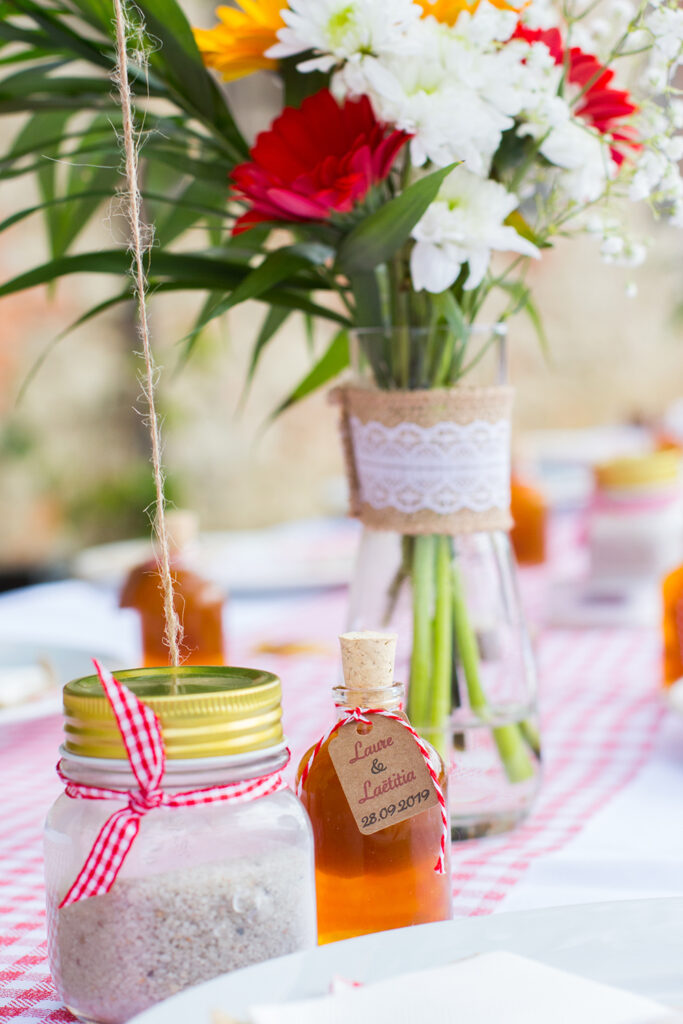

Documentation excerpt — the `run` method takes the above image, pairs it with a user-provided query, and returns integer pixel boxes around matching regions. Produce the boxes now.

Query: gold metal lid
[63,666,283,760]
[595,451,681,491]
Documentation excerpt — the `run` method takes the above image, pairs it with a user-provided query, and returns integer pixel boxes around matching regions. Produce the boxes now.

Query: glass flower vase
[339,325,542,839]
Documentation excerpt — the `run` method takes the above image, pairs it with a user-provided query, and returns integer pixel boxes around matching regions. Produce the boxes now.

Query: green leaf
[174,288,227,369]
[0,188,231,235]
[0,248,350,327]
[279,54,329,108]
[58,289,133,336]
[3,0,112,67]
[274,329,350,417]
[349,271,382,329]
[0,70,119,100]
[152,175,226,248]
[304,313,315,355]
[337,163,457,274]
[496,279,549,359]
[64,0,115,32]
[0,250,238,296]
[245,306,291,390]
[431,290,467,339]
[133,0,247,159]
[174,243,336,345]
[146,146,230,186]
[194,244,332,323]
[150,282,348,324]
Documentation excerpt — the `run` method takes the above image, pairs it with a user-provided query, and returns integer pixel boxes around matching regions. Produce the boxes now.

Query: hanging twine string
[112,0,182,669]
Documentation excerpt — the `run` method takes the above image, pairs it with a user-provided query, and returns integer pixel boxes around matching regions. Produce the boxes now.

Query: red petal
[233,210,272,235]
[372,130,411,180]
[231,88,403,228]
[300,89,347,157]
[251,130,307,183]
[349,144,374,195]
[266,187,331,219]
[513,25,564,63]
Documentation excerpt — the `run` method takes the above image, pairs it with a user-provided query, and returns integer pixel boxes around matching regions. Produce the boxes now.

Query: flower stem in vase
[451,561,535,784]
[429,535,454,758]
[407,535,435,730]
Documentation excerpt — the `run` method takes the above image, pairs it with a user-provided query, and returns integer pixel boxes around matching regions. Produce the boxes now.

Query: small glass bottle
[120,510,226,666]
[662,564,683,688]
[297,632,452,945]
[45,666,316,1024]
[510,475,547,566]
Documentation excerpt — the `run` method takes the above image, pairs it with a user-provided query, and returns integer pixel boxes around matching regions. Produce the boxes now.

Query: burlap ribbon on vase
[331,385,514,535]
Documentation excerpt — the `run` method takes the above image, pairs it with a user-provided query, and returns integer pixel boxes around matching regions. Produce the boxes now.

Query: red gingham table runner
[0,542,666,1021]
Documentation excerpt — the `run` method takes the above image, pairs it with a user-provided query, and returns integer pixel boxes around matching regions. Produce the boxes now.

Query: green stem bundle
[406,534,537,783]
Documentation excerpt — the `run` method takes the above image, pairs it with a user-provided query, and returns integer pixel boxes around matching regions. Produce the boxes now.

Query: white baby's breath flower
[410,166,540,293]
[448,1,518,46]
[601,236,648,267]
[571,0,638,62]
[645,4,683,64]
[629,99,683,218]
[586,213,648,269]
[522,0,562,31]
[267,0,421,72]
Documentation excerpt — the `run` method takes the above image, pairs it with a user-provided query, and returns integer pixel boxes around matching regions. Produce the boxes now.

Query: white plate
[72,519,360,594]
[0,641,127,726]
[129,898,683,1023]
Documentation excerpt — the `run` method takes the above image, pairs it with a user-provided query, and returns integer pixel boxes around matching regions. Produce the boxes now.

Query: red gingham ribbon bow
[58,660,289,908]
[297,706,449,874]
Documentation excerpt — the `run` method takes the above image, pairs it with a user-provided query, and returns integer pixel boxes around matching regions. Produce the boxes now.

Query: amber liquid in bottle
[120,511,225,667]
[297,631,452,945]
[510,476,547,566]
[662,564,683,687]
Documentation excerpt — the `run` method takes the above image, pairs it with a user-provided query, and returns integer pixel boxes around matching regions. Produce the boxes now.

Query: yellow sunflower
[417,0,523,25]
[194,0,285,82]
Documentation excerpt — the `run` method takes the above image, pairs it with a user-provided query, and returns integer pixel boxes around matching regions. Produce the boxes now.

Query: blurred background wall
[0,0,681,572]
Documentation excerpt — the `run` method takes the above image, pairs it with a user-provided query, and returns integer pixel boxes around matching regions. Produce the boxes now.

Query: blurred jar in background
[588,452,683,584]
[662,564,683,688]
[510,476,547,566]
[120,510,226,667]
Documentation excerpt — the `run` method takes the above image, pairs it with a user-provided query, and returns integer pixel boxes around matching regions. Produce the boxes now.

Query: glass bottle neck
[333,682,405,714]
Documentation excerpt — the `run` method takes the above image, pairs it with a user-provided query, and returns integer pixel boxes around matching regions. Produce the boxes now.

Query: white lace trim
[350,417,511,515]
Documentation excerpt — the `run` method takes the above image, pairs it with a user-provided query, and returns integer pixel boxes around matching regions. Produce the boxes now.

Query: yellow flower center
[328,5,357,46]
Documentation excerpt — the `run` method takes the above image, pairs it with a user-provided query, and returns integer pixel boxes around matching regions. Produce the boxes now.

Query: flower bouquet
[1,0,681,833]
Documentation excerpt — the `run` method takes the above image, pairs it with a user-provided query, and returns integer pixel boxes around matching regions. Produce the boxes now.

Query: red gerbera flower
[231,89,411,235]
[513,25,639,166]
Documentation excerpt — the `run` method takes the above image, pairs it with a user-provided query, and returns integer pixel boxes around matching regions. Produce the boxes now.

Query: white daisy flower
[267,0,422,72]
[410,166,540,293]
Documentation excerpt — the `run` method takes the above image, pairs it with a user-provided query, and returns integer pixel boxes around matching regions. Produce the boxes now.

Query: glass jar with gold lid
[44,667,316,1024]
[589,451,683,583]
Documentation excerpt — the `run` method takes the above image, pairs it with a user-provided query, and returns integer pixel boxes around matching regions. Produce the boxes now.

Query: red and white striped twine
[58,661,289,908]
[297,707,448,874]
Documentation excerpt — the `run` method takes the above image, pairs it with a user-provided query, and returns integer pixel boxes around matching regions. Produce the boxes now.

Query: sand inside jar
[54,844,315,1024]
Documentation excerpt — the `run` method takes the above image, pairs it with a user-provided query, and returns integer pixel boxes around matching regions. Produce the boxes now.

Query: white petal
[463,247,490,290]
[410,242,461,294]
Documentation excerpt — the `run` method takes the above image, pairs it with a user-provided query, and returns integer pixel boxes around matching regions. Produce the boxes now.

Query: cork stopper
[339,631,397,691]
